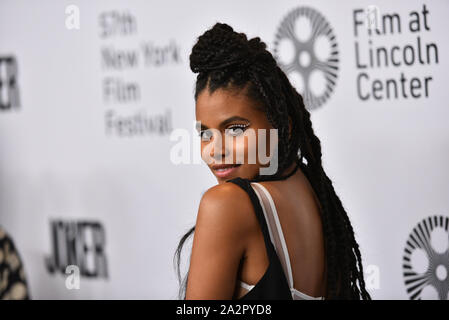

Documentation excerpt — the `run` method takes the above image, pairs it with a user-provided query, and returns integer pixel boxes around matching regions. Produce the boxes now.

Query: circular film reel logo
[403,215,449,300]
[273,6,339,110]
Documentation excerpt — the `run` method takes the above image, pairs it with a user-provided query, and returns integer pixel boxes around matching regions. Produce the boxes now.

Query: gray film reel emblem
[273,7,339,110]
[403,215,449,300]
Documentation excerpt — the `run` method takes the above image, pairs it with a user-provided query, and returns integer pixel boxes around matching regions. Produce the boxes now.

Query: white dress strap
[238,280,254,291]
[250,182,294,288]
[245,182,325,300]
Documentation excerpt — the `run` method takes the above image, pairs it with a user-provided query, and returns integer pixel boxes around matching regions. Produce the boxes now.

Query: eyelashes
[198,123,250,140]
[225,123,250,136]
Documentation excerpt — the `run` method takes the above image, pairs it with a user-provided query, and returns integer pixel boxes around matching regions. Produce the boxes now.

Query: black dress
[226,160,324,300]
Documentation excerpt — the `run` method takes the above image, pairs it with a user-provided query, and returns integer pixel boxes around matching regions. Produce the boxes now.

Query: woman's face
[195,85,277,184]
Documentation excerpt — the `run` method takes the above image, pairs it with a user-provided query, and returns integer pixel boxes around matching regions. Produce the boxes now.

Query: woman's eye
[226,125,248,136]
[198,129,213,141]
[198,124,249,140]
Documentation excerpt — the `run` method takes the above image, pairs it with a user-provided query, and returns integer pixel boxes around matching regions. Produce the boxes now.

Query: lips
[211,164,241,178]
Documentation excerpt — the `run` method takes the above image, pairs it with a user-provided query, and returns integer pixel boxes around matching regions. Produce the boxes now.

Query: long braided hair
[173,22,371,300]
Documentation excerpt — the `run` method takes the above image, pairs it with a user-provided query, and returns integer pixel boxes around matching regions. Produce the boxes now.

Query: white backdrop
[0,0,448,299]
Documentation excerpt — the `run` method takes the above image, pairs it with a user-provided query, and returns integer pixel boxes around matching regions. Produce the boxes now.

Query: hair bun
[189,22,266,74]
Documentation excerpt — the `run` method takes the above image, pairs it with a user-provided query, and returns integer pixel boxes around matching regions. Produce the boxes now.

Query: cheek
[232,136,247,163]
[250,129,277,164]
[200,143,204,160]
[200,141,213,163]
[233,133,260,165]
[264,129,278,158]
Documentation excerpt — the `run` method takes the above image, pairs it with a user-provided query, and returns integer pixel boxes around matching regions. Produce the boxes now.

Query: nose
[210,132,229,161]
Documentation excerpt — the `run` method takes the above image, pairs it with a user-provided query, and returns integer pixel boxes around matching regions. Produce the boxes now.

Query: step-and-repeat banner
[0,0,448,299]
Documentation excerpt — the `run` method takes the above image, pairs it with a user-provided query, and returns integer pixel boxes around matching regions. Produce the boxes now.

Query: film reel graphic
[403,215,449,300]
[273,6,339,110]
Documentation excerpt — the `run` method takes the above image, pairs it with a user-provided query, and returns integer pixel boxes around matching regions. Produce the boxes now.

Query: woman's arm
[185,184,253,300]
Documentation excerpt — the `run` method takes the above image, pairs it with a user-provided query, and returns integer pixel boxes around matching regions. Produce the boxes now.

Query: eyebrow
[197,116,250,131]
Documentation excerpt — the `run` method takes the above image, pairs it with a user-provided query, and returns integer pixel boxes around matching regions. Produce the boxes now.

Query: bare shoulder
[197,181,258,239]
[186,181,260,299]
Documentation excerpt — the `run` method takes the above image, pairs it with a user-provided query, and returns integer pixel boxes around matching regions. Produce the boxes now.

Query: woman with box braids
[174,22,371,300]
